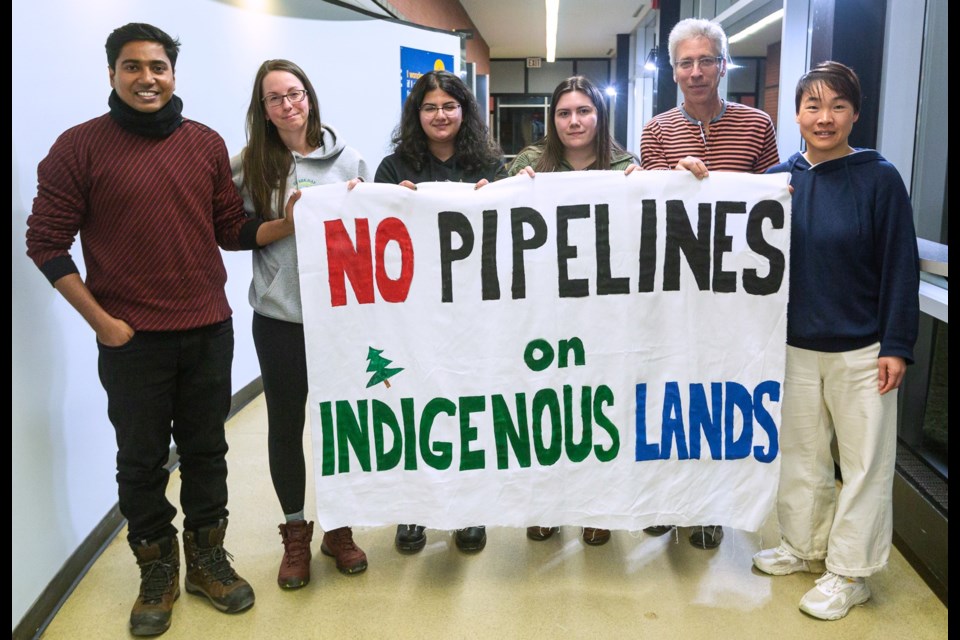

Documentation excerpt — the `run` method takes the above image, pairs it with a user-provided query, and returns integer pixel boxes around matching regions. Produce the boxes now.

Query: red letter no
[325,217,414,306]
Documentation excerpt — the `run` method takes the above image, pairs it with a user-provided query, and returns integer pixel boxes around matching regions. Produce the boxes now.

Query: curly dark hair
[391,70,501,173]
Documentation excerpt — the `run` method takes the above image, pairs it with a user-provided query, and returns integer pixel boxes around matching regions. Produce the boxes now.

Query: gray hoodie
[231,124,371,323]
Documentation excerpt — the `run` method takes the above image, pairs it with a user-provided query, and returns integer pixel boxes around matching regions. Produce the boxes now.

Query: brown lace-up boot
[277,520,313,588]
[320,527,368,575]
[129,536,180,636]
[182,518,255,613]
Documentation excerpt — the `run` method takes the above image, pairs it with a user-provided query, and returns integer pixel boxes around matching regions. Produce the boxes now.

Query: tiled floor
[41,394,948,639]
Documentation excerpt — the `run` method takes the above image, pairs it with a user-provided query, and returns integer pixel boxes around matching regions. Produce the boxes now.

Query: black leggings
[252,312,309,515]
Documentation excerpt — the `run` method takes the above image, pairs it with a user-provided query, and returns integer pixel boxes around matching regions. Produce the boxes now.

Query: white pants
[777,343,898,577]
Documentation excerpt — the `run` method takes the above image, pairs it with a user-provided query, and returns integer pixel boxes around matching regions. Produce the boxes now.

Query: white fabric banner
[295,170,792,532]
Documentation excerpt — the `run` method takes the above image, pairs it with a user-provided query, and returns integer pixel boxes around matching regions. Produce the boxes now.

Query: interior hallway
[40,394,947,639]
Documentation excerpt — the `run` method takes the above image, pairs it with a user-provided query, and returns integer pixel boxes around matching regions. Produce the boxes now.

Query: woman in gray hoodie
[232,59,370,589]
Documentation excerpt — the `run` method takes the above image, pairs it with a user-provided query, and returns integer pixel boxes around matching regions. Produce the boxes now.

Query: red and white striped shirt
[640,101,779,173]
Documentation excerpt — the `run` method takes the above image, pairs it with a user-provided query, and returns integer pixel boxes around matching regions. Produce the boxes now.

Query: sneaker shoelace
[815,571,850,593]
[772,545,796,561]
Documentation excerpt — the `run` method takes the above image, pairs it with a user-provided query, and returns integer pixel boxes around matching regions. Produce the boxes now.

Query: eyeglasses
[420,103,461,116]
[676,56,723,72]
[263,89,308,108]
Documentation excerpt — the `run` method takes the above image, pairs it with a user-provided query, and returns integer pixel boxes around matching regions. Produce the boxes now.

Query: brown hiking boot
[183,518,255,613]
[320,527,368,575]
[277,520,313,589]
[129,536,180,636]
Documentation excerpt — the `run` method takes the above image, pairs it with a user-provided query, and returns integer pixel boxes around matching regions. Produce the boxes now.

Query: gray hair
[667,18,728,67]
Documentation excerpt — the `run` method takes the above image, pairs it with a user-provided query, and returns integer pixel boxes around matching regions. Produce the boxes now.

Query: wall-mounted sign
[400,46,455,111]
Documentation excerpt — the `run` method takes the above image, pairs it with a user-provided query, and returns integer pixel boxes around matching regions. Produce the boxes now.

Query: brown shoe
[277,520,313,589]
[582,527,612,546]
[321,527,368,575]
[526,526,559,541]
[183,518,255,613]
[129,536,180,636]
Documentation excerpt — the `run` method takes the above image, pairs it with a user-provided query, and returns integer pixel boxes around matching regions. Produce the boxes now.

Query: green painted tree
[365,347,403,388]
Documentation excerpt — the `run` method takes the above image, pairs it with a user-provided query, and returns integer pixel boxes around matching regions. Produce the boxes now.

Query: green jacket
[507,145,637,175]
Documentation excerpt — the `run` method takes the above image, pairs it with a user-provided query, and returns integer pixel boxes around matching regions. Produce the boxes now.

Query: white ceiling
[456,0,781,60]
[459,0,645,59]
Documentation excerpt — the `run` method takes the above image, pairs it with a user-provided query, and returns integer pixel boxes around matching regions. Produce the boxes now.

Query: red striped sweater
[26,114,260,331]
[640,101,780,173]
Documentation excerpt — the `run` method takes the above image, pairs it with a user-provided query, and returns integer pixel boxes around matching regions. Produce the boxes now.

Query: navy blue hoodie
[767,150,919,362]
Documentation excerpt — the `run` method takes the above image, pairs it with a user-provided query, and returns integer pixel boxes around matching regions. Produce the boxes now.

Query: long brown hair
[241,59,322,219]
[534,76,627,172]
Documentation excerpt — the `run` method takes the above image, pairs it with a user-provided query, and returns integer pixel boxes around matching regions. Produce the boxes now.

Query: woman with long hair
[231,59,370,589]
[375,69,505,554]
[510,75,637,174]
[509,75,639,547]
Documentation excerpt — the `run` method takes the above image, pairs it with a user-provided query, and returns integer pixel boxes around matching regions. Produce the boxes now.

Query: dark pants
[98,319,234,542]
[252,312,308,516]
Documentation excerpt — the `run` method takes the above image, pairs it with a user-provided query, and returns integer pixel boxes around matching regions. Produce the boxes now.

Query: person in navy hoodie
[752,61,919,621]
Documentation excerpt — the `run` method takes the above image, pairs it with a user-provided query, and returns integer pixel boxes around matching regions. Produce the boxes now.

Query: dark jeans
[252,312,308,516]
[98,319,234,542]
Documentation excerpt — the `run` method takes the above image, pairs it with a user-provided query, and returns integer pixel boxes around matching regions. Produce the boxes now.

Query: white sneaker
[799,572,871,620]
[752,545,823,575]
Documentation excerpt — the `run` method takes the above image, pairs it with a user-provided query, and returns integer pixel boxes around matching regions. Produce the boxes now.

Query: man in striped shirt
[640,19,779,178]
[26,23,294,635]
[639,18,780,551]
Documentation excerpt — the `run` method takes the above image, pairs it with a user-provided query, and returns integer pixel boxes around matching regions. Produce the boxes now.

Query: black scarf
[108,90,184,138]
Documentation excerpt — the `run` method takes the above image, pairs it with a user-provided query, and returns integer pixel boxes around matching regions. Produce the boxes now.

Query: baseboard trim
[229,376,264,421]
[13,378,264,640]
[12,506,126,640]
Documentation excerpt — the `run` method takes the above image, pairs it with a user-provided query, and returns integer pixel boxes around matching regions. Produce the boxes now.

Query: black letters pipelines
[436,200,784,302]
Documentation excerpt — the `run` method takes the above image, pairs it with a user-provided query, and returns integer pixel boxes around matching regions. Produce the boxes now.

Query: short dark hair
[795,60,861,114]
[105,23,180,71]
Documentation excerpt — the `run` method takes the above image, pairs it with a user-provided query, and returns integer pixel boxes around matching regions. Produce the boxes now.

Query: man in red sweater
[26,23,293,636]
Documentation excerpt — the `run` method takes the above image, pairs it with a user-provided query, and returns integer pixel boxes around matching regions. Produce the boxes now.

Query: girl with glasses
[375,70,505,187]
[375,69,505,555]
[231,58,370,590]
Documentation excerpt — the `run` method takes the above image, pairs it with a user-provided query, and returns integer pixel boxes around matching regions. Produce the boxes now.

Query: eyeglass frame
[262,89,309,109]
[674,56,724,72]
[419,102,462,116]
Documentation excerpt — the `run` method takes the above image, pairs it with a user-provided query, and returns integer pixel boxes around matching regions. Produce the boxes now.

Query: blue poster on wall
[400,46,456,110]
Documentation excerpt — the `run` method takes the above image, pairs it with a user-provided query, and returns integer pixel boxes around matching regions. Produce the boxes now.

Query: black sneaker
[690,525,724,549]
[644,525,674,536]
[455,526,487,552]
[395,524,426,553]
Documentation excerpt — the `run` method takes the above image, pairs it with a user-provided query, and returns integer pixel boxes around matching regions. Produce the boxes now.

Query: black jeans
[98,319,234,542]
